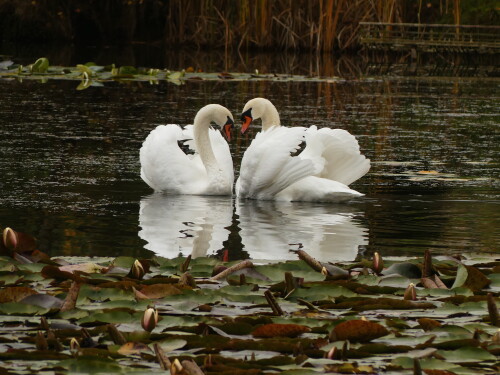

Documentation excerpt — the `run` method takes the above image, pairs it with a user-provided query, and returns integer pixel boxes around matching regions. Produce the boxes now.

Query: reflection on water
[0,74,498,260]
[236,200,368,262]
[139,194,232,258]
[138,194,368,262]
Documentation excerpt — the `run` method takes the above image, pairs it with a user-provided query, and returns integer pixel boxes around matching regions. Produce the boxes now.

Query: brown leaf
[117,342,153,355]
[29,250,53,264]
[0,286,38,303]
[461,265,491,292]
[41,265,88,283]
[418,318,442,331]
[138,284,182,299]
[330,320,389,343]
[252,323,311,338]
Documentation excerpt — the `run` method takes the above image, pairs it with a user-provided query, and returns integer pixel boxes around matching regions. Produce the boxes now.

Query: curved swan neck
[193,108,219,175]
[259,100,281,131]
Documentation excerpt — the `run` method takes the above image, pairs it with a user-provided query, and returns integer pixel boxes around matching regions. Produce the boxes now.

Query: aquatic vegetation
[0,58,342,91]
[0,226,498,374]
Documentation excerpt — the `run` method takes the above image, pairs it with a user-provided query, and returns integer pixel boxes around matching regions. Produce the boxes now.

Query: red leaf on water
[251,323,311,338]
[331,320,389,342]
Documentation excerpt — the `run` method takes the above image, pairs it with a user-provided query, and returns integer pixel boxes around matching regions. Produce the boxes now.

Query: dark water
[0,74,498,261]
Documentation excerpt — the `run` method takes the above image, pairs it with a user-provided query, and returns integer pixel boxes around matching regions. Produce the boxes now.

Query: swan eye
[240,108,252,122]
[225,116,234,128]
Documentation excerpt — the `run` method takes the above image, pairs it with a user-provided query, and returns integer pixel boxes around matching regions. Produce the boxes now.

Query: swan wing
[301,126,370,185]
[140,124,207,193]
[237,126,314,199]
[277,176,364,202]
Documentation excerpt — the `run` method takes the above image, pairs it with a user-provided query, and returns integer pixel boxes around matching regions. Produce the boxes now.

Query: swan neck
[194,115,219,174]
[260,101,280,131]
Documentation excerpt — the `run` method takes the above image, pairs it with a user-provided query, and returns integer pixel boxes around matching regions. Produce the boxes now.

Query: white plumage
[140,104,234,195]
[236,98,370,202]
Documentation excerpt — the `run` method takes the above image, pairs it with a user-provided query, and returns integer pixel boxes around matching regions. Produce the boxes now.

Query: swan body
[236,98,370,202]
[140,104,234,195]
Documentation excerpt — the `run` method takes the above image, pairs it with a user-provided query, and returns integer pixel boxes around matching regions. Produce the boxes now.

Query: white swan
[236,98,370,202]
[140,104,234,195]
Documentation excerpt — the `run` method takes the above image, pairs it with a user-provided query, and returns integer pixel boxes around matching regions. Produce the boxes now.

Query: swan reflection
[139,194,233,258]
[139,194,368,262]
[236,200,368,262]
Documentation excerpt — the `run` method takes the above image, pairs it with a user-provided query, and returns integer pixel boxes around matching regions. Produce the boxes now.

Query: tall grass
[0,0,477,50]
[163,0,412,51]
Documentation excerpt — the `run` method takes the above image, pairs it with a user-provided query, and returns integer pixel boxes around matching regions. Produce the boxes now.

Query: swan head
[196,104,234,141]
[240,97,279,134]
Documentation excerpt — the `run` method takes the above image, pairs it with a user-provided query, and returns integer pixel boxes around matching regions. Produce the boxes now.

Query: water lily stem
[297,250,323,272]
[264,290,284,316]
[209,259,253,281]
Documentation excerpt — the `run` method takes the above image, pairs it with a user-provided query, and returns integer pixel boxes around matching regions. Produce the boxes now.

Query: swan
[236,98,370,202]
[140,104,234,195]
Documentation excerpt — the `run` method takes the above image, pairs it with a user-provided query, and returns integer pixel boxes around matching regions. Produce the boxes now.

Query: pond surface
[0,70,498,262]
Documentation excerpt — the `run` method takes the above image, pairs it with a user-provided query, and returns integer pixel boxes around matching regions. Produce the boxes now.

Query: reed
[161,0,425,51]
[0,0,477,50]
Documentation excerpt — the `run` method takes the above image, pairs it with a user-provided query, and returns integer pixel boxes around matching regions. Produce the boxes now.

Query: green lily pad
[436,346,497,363]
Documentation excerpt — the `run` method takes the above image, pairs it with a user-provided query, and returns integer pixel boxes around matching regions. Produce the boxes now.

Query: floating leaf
[382,262,422,279]
[116,342,152,355]
[418,318,442,331]
[436,346,496,363]
[252,323,311,338]
[451,264,490,291]
[330,320,389,342]
[30,58,49,73]
[0,286,38,303]
[137,284,182,299]
[59,263,105,274]
[20,294,63,309]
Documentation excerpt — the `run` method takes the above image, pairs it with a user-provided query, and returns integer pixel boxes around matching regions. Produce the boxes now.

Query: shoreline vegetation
[0,0,498,52]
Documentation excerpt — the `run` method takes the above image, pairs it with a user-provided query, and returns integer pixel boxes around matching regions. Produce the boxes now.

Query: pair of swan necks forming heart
[140,98,371,202]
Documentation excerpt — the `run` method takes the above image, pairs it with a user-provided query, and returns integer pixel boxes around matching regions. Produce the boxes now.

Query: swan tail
[277,176,364,202]
[302,127,370,186]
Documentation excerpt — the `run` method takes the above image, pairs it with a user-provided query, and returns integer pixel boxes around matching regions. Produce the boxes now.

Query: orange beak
[241,115,252,135]
[223,116,234,142]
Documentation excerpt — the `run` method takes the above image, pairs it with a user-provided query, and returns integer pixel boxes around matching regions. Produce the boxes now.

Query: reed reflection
[138,194,233,258]
[236,200,368,262]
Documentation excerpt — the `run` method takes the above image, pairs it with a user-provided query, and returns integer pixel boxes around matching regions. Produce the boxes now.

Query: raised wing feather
[237,126,314,198]
[139,124,207,193]
[301,126,370,185]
